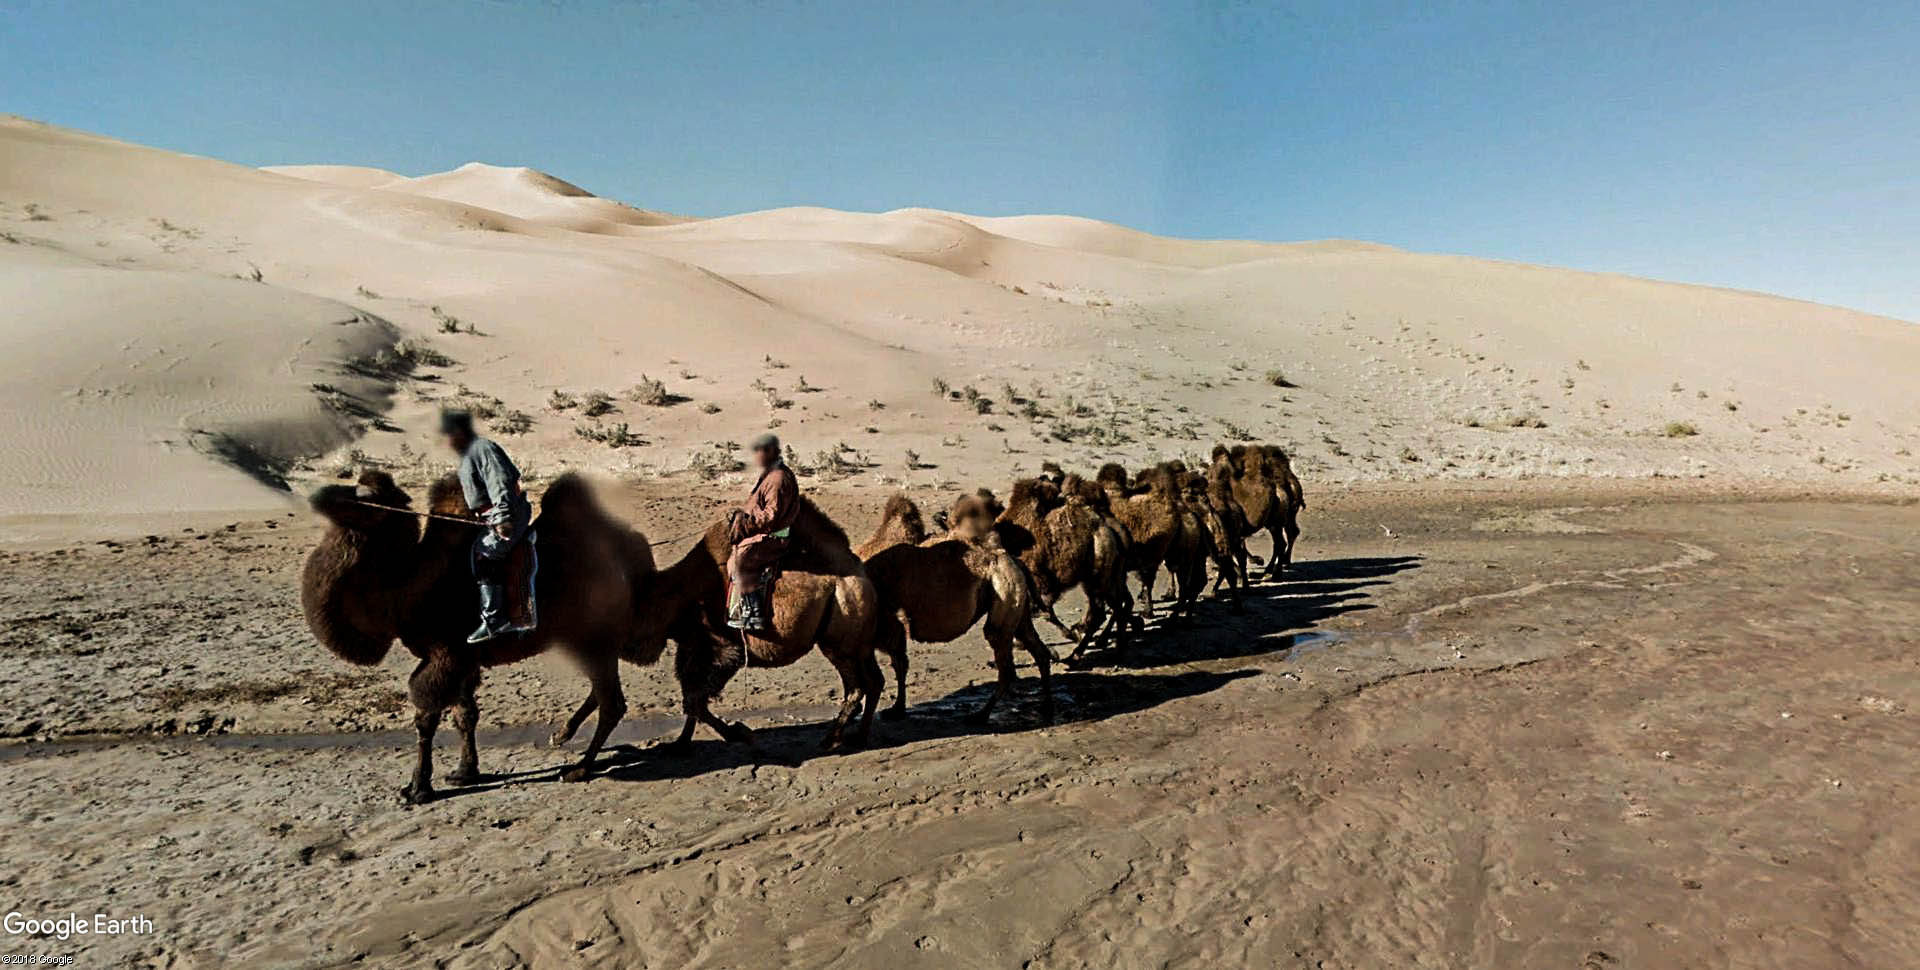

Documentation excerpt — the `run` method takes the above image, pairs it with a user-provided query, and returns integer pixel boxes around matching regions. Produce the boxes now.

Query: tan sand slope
[0,255,398,525]
[2,115,1915,537]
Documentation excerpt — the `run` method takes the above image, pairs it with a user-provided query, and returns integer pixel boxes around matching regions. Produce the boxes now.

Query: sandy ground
[3,483,1915,969]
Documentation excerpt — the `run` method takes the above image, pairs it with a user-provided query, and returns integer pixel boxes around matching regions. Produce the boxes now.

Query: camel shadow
[589,667,1258,785]
[1073,555,1424,670]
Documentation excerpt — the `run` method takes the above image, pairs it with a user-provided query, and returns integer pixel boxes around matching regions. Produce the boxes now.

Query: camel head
[1005,478,1063,519]
[974,487,1004,519]
[946,494,998,541]
[1094,462,1130,492]
[301,470,424,667]
[1059,474,1112,516]
[308,470,419,536]
[1038,461,1066,485]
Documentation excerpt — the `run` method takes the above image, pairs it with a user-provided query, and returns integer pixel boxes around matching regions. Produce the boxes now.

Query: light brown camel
[1096,462,1186,621]
[859,494,1054,724]
[1212,443,1305,578]
[552,497,885,753]
[302,471,660,804]
[989,476,1133,659]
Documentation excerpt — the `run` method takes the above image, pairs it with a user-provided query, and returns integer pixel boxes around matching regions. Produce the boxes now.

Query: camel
[858,494,1054,724]
[1096,462,1186,621]
[989,475,1133,659]
[1178,470,1243,608]
[555,497,886,753]
[1200,464,1254,590]
[1212,444,1305,578]
[302,471,661,804]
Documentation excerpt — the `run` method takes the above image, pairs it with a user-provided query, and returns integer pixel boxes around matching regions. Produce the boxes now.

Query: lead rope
[339,497,703,546]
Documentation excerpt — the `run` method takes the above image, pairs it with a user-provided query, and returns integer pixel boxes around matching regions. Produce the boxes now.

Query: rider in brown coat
[726,432,799,630]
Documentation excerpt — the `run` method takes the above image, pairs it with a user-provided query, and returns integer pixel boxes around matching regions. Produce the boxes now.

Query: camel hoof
[399,783,435,805]
[444,767,481,787]
[722,722,755,744]
[548,730,572,748]
[559,764,593,784]
[880,706,908,722]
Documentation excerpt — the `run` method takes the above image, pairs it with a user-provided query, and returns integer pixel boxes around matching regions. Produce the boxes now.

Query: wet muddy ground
[1,484,1916,968]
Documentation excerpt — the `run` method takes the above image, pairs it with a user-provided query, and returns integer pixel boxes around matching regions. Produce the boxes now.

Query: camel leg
[446,672,483,786]
[1035,597,1078,644]
[551,695,596,748]
[820,651,866,751]
[1017,618,1055,724]
[966,628,1020,726]
[877,614,910,721]
[1137,565,1158,620]
[401,655,460,805]
[560,660,624,783]
[1066,589,1107,662]
[1281,507,1301,571]
[855,649,883,746]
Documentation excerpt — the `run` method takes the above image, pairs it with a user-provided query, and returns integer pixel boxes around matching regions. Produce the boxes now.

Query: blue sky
[5,0,1916,319]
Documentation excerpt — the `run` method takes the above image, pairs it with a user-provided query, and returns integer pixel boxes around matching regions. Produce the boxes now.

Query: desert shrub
[581,390,617,417]
[700,402,722,414]
[547,389,579,412]
[1506,413,1547,429]
[1264,370,1297,388]
[626,374,671,406]
[931,377,951,397]
[867,399,885,411]
[575,421,641,447]
[385,337,453,370]
[1663,421,1699,438]
[491,410,534,435]
[689,446,744,479]
[764,388,793,410]
[450,386,502,420]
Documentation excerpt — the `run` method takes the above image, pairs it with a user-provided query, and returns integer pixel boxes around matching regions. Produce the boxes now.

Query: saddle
[505,529,540,631]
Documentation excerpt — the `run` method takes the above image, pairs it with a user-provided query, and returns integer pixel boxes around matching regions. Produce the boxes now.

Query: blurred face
[752,444,778,469]
[442,429,472,455]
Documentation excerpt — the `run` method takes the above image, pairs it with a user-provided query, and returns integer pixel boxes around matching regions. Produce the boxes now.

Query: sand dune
[2,115,1914,536]
[268,160,691,232]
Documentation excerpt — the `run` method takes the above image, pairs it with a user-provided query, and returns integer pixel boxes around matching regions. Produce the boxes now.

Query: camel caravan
[301,441,1304,804]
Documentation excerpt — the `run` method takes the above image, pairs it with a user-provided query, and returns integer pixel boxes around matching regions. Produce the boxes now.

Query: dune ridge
[2,116,1914,537]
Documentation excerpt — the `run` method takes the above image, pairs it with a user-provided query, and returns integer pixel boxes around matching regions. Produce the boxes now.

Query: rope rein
[339,497,704,547]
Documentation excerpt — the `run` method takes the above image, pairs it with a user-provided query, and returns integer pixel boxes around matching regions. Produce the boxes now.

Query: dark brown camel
[1183,469,1247,603]
[302,471,660,804]
[859,494,1054,724]
[1096,462,1186,621]
[990,476,1133,658]
[1212,443,1305,578]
